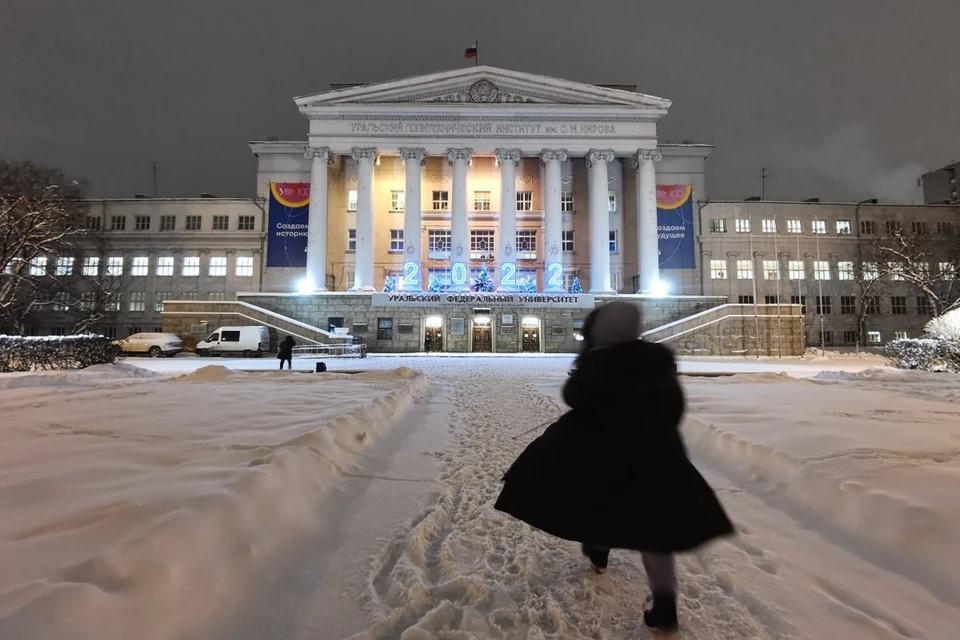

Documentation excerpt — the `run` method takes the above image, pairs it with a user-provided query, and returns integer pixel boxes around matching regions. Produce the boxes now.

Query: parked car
[195,326,270,358]
[116,333,184,358]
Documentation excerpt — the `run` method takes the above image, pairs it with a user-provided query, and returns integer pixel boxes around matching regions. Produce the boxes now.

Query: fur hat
[582,301,643,350]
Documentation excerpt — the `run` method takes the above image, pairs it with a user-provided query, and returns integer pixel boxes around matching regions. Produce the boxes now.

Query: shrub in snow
[0,335,121,373]
[924,308,960,344]
[884,338,958,373]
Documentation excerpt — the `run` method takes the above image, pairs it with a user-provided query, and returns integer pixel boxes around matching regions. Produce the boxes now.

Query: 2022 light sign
[401,262,420,290]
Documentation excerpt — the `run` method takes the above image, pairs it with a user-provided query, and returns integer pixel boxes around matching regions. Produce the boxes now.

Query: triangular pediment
[294,66,670,110]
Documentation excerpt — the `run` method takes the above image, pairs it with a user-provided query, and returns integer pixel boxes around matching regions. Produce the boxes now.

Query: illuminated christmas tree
[382,275,395,292]
[428,275,444,293]
[520,275,537,294]
[472,263,495,292]
[570,276,583,294]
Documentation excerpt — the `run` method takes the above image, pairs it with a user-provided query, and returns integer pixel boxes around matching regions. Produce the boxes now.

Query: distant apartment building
[920,161,960,204]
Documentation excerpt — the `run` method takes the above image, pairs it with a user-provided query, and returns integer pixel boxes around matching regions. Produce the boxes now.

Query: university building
[23,67,959,353]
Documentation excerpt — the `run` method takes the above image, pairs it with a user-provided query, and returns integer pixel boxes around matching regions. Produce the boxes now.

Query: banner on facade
[657,185,696,270]
[266,183,310,268]
[371,292,596,309]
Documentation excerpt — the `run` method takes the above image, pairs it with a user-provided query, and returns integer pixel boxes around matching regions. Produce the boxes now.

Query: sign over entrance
[371,292,595,309]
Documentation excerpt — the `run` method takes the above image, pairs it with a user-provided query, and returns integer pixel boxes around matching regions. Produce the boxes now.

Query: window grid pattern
[470,230,495,259]
[516,230,537,259]
[428,230,451,259]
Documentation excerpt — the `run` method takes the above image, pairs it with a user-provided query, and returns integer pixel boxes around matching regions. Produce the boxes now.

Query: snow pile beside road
[0,365,428,640]
[683,373,960,601]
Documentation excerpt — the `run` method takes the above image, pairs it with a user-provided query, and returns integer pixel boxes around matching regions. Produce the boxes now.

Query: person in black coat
[277,335,296,370]
[494,301,734,632]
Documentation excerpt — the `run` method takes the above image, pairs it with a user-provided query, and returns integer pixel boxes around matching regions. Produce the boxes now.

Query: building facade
[921,161,960,204]
[16,66,958,352]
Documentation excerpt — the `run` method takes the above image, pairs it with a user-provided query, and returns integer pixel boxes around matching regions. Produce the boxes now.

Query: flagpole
[475,40,479,66]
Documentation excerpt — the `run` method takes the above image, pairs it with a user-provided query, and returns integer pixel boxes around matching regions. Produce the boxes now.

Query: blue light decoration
[400,261,421,291]
[382,275,395,292]
[570,276,583,294]
[499,263,517,289]
[472,263,495,292]
[428,275,444,293]
[451,262,468,288]
[520,275,537,294]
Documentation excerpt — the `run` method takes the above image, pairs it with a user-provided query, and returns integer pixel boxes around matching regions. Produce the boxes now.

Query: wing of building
[17,67,960,354]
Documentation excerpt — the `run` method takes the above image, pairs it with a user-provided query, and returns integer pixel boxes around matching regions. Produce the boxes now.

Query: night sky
[2,0,957,203]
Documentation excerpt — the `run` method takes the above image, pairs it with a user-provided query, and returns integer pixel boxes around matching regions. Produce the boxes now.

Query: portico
[293,67,672,295]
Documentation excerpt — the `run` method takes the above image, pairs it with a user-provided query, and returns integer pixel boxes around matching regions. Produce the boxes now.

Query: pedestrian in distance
[494,301,735,633]
[277,335,296,370]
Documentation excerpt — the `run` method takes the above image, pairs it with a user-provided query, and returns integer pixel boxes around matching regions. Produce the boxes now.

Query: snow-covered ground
[2,354,958,639]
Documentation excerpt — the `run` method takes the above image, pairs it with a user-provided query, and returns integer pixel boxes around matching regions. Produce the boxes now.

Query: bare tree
[851,251,886,349]
[875,223,960,317]
[0,160,118,333]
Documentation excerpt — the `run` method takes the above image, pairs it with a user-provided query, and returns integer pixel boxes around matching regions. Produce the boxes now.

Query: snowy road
[176,357,959,640]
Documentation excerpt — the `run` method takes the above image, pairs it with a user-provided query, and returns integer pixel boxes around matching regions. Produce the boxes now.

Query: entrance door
[472,325,492,352]
[424,327,443,352]
[522,325,541,352]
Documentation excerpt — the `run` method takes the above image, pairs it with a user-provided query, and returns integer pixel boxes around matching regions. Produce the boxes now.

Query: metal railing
[292,343,367,358]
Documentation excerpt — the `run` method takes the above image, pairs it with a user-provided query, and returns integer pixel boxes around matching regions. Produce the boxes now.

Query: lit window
[608,192,617,212]
[135,216,151,231]
[235,256,254,277]
[894,331,908,340]
[862,262,879,280]
[887,262,905,281]
[82,256,99,277]
[185,215,202,230]
[427,268,452,291]
[106,256,123,277]
[432,191,448,211]
[212,215,229,231]
[710,259,727,279]
[55,257,74,276]
[561,192,574,212]
[517,191,533,212]
[156,256,174,277]
[160,215,176,231]
[838,261,854,280]
[735,219,751,233]
[347,229,357,252]
[28,256,48,276]
[428,230,451,259]
[208,257,227,277]
[390,229,404,253]
[710,219,726,233]
[131,257,149,277]
[182,256,200,276]
[609,230,618,253]
[812,220,827,234]
[347,190,358,212]
[561,230,574,252]
[868,331,881,345]
[391,190,405,212]
[516,230,537,259]
[814,260,831,280]
[940,262,956,280]
[788,260,805,280]
[762,219,777,233]
[787,220,802,233]
[129,292,146,312]
[737,260,754,280]
[762,260,779,280]
[473,191,491,211]
[470,230,494,259]
[836,220,852,235]
[238,216,255,231]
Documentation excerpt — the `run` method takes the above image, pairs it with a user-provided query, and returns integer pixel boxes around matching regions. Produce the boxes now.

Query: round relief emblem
[469,79,499,103]
[405,245,415,254]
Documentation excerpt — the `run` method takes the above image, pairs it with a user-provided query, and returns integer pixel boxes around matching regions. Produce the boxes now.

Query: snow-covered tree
[925,308,960,343]
[520,275,537,294]
[382,275,395,292]
[875,223,960,317]
[570,276,583,294]
[428,275,444,293]
[472,263,495,292]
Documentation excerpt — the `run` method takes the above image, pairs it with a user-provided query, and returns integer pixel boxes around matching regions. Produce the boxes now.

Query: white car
[116,333,184,358]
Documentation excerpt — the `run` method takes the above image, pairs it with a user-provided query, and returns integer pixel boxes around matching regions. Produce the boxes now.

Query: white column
[496,148,521,291]
[304,146,332,292]
[447,148,473,292]
[351,147,376,292]
[586,149,615,293]
[633,149,662,293]
[399,148,426,291]
[541,149,568,292]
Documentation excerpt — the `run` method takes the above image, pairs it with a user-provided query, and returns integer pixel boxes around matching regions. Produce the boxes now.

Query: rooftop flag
[464,42,477,59]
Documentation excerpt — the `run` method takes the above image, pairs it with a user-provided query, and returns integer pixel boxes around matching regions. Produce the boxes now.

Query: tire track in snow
[351,363,777,639]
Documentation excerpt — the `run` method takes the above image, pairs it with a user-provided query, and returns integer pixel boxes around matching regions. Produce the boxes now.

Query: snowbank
[683,373,960,601]
[0,365,428,640]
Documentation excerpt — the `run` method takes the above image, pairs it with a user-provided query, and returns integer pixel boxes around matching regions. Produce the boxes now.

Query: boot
[643,592,678,632]
[581,544,609,574]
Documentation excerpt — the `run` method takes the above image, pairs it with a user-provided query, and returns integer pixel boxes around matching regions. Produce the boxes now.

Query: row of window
[349,229,619,258]
[738,294,934,316]
[89,214,257,232]
[51,291,228,314]
[356,189,616,213]
[710,218,954,236]
[709,258,957,281]
[18,255,255,278]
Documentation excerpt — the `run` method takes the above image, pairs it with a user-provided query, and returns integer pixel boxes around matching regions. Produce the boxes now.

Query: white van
[195,326,270,358]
